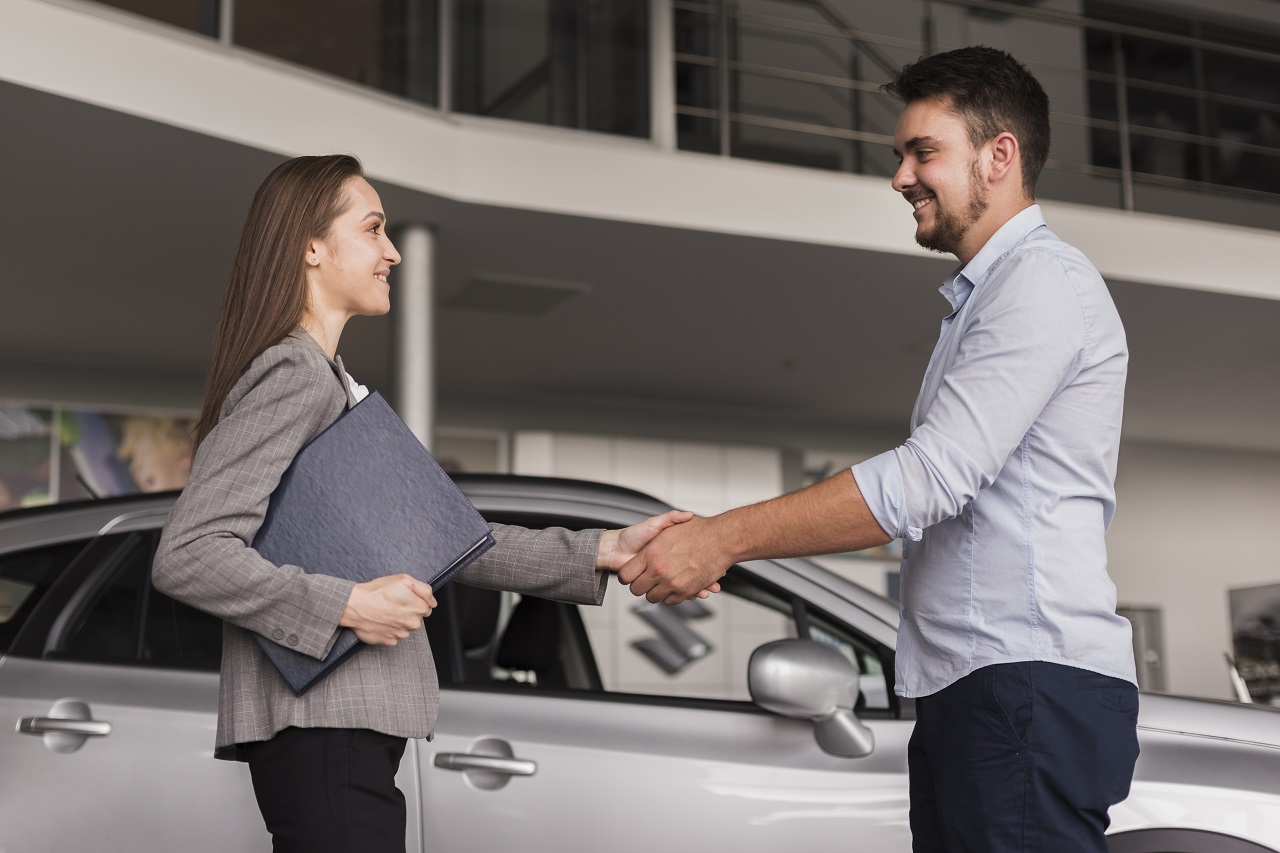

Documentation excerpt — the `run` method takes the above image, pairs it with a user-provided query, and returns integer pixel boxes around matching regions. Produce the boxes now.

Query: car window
[449,566,893,711]
[0,538,93,654]
[584,571,797,702]
[48,531,222,672]
[807,607,892,711]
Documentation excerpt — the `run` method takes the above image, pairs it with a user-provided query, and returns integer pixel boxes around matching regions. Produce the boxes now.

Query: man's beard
[916,159,989,256]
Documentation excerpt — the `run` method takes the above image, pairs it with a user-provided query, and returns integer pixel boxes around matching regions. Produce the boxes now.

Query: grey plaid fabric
[153,328,605,761]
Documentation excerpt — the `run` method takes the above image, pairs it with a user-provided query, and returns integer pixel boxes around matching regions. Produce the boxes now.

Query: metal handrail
[678,0,1280,65]
[673,0,1280,210]
[769,0,903,80]
[936,0,1280,65]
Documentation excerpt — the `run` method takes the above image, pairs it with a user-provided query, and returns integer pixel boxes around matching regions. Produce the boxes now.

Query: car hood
[1139,691,1280,748]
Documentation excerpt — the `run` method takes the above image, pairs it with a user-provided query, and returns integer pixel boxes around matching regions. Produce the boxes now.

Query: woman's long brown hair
[193,154,364,446]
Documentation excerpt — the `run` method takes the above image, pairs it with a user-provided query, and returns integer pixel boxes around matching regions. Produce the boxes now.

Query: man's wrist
[705,513,744,568]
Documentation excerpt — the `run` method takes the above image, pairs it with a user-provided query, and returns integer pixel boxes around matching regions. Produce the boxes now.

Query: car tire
[1109,828,1278,853]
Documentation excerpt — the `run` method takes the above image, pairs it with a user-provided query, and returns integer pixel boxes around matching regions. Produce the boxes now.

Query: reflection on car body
[0,476,1278,852]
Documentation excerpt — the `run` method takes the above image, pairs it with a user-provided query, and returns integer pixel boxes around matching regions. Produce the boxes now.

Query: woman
[152,154,705,852]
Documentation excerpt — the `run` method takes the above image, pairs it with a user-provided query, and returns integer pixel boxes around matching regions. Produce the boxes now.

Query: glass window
[673,2,903,175]
[1085,1,1280,197]
[235,0,440,106]
[49,532,222,672]
[91,0,219,36]
[449,564,894,710]
[588,571,798,702]
[55,535,150,665]
[808,608,891,711]
[453,0,650,138]
[0,539,91,654]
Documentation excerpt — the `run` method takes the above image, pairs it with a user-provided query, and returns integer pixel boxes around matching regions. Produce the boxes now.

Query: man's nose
[891,161,915,193]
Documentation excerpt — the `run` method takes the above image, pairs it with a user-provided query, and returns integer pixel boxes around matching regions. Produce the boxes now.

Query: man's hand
[618,471,891,605]
[339,574,437,646]
[616,515,733,605]
[597,510,721,600]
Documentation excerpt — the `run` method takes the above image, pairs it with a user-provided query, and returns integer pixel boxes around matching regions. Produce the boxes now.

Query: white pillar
[395,224,435,449]
[650,0,676,151]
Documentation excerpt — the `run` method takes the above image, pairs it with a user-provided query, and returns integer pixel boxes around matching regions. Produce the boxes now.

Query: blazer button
[287,634,300,647]
[273,628,286,640]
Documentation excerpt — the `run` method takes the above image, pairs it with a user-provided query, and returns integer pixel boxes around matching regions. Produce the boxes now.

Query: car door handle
[18,717,112,737]
[434,753,536,777]
[17,699,112,753]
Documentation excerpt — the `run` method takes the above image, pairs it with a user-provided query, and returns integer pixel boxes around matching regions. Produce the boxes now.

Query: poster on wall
[0,405,56,510]
[0,402,195,508]
[1229,582,1280,705]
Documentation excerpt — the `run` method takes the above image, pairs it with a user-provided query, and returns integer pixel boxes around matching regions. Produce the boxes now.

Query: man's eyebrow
[893,135,940,157]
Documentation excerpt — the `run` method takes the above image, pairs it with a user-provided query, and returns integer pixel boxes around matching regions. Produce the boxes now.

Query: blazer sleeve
[152,345,355,660]
[458,524,607,606]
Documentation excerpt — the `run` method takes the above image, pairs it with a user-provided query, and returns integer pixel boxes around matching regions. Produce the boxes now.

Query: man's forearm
[710,468,892,563]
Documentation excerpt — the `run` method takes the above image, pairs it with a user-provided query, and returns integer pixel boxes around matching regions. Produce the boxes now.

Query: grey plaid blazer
[153,328,605,760]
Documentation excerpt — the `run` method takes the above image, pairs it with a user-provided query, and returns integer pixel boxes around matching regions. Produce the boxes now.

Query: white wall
[512,431,782,516]
[1108,442,1280,701]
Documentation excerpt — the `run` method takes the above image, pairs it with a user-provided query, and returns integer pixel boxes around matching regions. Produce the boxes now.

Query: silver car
[1,476,1277,852]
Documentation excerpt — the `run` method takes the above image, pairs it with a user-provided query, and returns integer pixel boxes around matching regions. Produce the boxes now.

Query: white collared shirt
[853,205,1137,698]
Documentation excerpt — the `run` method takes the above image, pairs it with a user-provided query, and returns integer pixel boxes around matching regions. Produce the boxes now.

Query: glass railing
[673,0,1280,224]
[450,0,650,137]
[91,0,442,105]
[89,0,1280,224]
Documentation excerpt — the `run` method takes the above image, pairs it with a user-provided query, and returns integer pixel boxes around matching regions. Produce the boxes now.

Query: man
[618,46,1139,852]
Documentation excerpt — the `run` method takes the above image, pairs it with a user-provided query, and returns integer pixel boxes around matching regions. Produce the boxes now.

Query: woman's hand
[339,574,437,646]
[596,510,722,600]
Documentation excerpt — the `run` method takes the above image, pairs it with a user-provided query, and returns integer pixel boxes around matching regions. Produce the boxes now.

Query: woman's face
[306,177,401,321]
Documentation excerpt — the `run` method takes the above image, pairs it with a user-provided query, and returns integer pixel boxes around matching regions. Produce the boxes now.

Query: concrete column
[650,0,676,150]
[394,224,435,449]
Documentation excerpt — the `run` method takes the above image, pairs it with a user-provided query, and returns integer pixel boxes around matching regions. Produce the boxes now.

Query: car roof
[0,474,899,632]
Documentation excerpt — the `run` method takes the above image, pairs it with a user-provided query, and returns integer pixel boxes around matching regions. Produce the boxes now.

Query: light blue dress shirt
[853,205,1137,698]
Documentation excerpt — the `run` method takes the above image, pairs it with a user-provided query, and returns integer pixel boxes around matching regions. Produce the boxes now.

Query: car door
[419,560,914,852]
[0,527,268,853]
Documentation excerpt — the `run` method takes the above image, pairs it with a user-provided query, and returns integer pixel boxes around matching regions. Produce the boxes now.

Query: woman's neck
[299,311,347,359]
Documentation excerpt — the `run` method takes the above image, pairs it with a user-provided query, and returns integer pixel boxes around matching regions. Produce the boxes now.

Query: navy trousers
[908,661,1140,853]
[246,727,408,853]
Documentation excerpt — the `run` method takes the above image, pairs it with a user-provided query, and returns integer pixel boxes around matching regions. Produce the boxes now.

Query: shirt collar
[937,204,1046,312]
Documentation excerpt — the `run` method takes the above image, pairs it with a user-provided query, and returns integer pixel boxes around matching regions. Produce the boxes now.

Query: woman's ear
[305,238,323,268]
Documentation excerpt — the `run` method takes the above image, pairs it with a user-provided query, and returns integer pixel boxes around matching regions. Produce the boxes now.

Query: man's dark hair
[883,46,1050,197]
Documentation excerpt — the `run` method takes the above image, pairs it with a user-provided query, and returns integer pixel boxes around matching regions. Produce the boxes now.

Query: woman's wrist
[595,529,621,570]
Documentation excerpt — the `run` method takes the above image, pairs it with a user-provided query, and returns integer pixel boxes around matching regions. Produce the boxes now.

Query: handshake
[597,510,730,605]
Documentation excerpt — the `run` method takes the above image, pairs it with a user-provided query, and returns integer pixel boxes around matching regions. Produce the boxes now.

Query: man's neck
[954,197,1036,266]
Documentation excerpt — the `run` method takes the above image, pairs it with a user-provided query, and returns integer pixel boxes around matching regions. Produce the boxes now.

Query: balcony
[86,0,1280,231]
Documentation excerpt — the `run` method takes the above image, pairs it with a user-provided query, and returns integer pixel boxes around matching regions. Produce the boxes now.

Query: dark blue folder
[251,392,495,696]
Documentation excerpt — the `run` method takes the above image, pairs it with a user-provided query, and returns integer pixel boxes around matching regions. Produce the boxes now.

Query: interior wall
[1107,442,1280,701]
[512,431,783,517]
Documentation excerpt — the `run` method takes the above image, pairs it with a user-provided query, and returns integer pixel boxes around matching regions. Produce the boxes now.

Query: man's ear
[987,131,1020,187]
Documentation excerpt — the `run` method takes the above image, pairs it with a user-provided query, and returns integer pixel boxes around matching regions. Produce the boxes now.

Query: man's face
[891,98,990,260]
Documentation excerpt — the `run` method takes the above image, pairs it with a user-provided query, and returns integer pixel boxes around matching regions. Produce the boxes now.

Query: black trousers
[908,661,1140,853]
[246,727,408,853]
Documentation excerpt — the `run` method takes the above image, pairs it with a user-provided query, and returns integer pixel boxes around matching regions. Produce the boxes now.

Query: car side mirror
[748,639,875,758]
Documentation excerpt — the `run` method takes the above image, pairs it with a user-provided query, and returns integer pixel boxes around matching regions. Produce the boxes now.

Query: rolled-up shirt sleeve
[854,248,1089,539]
[852,450,919,542]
